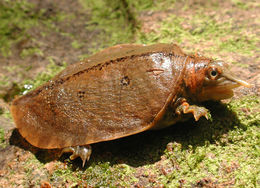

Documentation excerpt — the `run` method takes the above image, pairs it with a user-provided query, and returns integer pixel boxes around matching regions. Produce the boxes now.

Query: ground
[0,0,259,187]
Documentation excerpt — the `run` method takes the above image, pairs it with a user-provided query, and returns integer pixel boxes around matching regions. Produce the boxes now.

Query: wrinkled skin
[11,44,251,165]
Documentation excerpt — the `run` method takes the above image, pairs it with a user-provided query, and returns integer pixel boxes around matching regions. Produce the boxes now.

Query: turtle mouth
[198,73,251,101]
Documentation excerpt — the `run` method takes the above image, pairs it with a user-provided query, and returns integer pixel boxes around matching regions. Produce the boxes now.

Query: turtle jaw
[197,73,251,102]
[198,83,239,101]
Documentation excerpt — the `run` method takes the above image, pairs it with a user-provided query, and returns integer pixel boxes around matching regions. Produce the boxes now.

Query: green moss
[21,58,66,94]
[20,47,43,58]
[0,0,38,56]
[0,75,10,88]
[50,167,79,184]
[160,96,260,186]
[0,0,74,57]
[130,0,176,11]
[231,0,250,10]
[73,0,178,57]
[219,36,258,55]
[22,155,47,186]
[137,13,258,55]
[1,110,12,119]
[232,61,249,68]
[228,96,260,126]
[71,40,84,49]
[0,128,6,148]
[82,162,136,187]
[79,0,137,52]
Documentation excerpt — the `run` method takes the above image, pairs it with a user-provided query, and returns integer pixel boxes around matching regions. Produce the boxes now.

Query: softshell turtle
[11,44,251,166]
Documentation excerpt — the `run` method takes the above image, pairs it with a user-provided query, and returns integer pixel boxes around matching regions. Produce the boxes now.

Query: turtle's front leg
[60,145,92,167]
[175,98,209,121]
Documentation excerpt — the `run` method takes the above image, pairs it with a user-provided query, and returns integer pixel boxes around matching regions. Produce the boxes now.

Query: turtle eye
[210,70,217,77]
[208,68,219,80]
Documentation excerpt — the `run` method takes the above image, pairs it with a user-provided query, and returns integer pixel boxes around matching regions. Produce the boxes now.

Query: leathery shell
[11,44,187,149]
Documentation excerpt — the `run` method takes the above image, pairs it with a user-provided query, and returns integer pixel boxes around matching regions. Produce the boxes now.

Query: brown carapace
[11,44,251,166]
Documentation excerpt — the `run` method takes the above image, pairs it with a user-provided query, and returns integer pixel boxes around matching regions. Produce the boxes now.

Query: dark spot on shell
[77,90,86,98]
[120,76,130,86]
[55,79,65,85]
[49,102,57,115]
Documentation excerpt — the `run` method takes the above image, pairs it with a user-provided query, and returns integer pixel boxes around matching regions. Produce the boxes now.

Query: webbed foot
[60,145,92,167]
[176,101,209,121]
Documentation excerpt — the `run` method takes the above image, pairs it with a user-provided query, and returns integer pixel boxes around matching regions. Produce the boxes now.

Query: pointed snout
[222,72,252,88]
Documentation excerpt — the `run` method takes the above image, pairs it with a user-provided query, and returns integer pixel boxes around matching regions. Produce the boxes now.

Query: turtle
[11,43,251,166]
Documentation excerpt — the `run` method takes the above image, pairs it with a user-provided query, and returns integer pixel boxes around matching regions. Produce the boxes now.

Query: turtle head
[184,58,251,102]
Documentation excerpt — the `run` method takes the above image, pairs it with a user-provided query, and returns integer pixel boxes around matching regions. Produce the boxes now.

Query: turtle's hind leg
[60,145,92,167]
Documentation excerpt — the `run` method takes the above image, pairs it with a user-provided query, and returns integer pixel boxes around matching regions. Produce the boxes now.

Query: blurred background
[0,0,259,187]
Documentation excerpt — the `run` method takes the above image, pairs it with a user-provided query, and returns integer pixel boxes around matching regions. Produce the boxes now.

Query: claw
[60,145,92,167]
[176,101,209,121]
